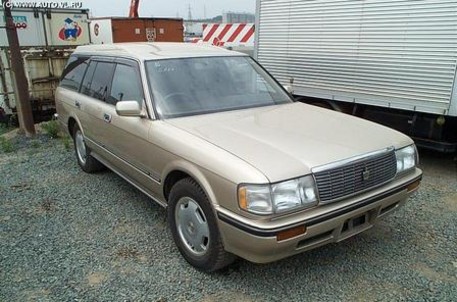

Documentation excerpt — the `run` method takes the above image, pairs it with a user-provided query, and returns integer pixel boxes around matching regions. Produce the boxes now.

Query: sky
[87,0,256,19]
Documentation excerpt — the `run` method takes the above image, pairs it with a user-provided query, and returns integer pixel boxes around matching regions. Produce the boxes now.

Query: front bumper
[217,169,422,264]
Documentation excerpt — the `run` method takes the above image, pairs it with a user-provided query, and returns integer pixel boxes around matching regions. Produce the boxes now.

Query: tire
[72,124,104,173]
[168,178,235,272]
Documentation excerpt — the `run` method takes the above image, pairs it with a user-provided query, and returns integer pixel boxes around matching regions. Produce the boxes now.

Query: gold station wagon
[55,43,422,272]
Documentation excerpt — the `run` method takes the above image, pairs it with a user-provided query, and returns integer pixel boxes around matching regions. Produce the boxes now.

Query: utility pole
[188,4,192,21]
[2,0,35,137]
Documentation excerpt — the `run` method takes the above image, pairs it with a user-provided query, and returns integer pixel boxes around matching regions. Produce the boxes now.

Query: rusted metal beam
[2,0,36,136]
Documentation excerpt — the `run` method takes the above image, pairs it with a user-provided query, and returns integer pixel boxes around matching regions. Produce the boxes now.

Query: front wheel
[168,178,235,272]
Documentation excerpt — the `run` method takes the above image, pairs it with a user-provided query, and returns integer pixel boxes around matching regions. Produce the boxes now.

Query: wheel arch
[162,161,219,209]
[67,114,83,138]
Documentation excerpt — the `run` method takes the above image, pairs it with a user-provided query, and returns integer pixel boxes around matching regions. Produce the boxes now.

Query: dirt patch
[24,288,51,301]
[35,199,56,214]
[116,246,148,263]
[87,272,107,286]
[442,193,457,212]
[413,263,457,283]
[201,292,257,302]
[116,246,140,258]
[41,200,53,212]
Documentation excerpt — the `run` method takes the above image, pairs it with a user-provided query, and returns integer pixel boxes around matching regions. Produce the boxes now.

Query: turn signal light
[238,187,248,210]
[277,225,306,241]
[407,180,421,192]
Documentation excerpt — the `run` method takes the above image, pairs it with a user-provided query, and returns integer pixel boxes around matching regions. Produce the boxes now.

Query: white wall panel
[256,0,457,116]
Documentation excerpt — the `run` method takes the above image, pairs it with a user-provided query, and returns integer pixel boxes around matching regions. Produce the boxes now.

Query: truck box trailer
[90,17,184,44]
[255,0,457,152]
[0,8,90,122]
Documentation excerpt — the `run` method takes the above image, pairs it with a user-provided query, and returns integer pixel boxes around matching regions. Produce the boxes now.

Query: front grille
[313,149,397,203]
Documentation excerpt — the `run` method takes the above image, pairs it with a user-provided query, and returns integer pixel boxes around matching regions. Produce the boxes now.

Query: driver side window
[108,64,144,106]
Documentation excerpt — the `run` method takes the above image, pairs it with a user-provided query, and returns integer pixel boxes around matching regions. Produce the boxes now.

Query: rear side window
[60,56,89,91]
[107,64,144,105]
[81,61,97,96]
[84,62,115,102]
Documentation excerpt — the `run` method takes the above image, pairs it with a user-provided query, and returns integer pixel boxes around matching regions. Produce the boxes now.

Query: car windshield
[145,56,292,118]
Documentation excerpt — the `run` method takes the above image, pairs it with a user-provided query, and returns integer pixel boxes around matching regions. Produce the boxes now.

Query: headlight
[238,185,272,215]
[395,145,417,174]
[238,175,318,215]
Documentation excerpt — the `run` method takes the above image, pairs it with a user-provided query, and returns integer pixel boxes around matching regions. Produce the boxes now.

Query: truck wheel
[72,125,104,173]
[168,178,235,272]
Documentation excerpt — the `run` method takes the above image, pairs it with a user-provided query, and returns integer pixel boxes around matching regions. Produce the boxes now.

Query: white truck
[255,0,457,152]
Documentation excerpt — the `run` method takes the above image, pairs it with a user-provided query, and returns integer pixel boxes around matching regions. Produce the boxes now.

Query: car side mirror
[115,101,145,117]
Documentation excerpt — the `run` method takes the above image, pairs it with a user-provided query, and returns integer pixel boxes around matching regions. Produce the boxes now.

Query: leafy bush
[41,120,60,138]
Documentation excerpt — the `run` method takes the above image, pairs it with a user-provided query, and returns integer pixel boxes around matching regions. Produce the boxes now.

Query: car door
[77,58,116,151]
[93,58,160,194]
[56,55,90,135]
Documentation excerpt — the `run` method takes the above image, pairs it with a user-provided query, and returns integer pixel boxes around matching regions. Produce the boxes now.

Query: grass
[0,136,15,153]
[30,140,41,149]
[0,124,13,136]
[61,134,72,151]
[41,120,60,139]
[0,120,73,154]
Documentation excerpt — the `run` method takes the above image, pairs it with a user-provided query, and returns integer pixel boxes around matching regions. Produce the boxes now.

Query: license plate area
[338,212,372,241]
[342,213,367,232]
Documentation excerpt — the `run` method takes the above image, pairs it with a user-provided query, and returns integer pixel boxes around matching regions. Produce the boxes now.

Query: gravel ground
[0,134,456,302]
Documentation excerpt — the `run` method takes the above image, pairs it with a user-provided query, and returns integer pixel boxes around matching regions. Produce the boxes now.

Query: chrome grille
[313,150,397,203]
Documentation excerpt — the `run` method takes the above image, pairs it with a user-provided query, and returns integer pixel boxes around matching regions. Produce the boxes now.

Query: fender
[65,112,84,137]
[162,159,220,208]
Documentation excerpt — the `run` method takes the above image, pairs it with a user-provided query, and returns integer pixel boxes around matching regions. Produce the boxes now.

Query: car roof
[73,42,248,60]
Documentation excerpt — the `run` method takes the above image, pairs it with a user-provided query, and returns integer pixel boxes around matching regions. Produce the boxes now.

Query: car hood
[166,102,412,182]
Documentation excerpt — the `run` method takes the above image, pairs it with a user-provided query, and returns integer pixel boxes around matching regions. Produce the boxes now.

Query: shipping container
[0,8,90,47]
[255,0,457,152]
[90,17,184,44]
[0,48,71,119]
[0,8,90,120]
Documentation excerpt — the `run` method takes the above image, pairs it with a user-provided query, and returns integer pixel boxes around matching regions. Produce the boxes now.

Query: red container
[90,17,183,44]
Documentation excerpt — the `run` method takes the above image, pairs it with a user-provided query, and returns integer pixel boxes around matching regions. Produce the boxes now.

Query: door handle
[75,101,81,108]
[103,113,112,123]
